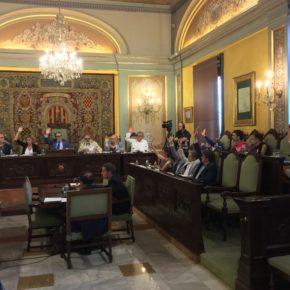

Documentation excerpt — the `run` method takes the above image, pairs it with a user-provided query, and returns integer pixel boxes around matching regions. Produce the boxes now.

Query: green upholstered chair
[279,135,290,161]
[206,154,261,241]
[263,129,279,151]
[62,188,112,269]
[112,175,135,242]
[202,153,240,205]
[24,176,62,251]
[269,255,290,289]
[220,132,231,151]
[51,128,70,141]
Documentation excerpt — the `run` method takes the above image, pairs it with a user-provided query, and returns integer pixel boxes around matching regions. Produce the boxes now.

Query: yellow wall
[181,28,270,137]
[223,29,269,133]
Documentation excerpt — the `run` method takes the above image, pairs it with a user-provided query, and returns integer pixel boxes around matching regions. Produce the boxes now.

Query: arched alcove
[175,0,259,52]
[0,7,129,54]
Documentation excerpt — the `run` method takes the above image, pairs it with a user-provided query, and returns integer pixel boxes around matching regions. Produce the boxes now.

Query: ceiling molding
[0,0,172,13]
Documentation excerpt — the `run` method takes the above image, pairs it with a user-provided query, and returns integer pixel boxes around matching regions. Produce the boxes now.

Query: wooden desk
[0,152,156,189]
[234,195,290,290]
[261,156,286,195]
[128,164,204,257]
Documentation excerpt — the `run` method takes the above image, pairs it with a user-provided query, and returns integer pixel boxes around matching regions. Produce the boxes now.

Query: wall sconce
[256,70,283,111]
[137,86,161,116]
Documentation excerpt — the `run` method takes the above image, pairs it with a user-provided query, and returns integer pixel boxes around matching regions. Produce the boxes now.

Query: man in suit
[44,128,72,150]
[0,132,12,155]
[101,162,130,215]
[193,149,217,186]
[188,128,217,186]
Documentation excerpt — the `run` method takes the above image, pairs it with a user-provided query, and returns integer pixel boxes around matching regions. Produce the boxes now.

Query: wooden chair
[24,176,62,251]
[264,129,279,151]
[269,255,290,290]
[112,175,136,242]
[206,154,262,241]
[62,188,113,269]
[203,153,240,227]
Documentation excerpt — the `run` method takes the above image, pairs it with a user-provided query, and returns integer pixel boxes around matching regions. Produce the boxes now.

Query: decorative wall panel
[273,27,287,132]
[128,76,166,148]
[0,72,114,146]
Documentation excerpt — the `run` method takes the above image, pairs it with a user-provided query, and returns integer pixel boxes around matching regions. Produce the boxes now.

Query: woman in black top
[249,131,271,156]
[14,126,41,155]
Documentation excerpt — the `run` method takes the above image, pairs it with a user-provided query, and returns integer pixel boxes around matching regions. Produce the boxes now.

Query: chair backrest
[264,133,278,151]
[23,176,33,209]
[51,128,69,141]
[221,153,240,188]
[238,154,261,193]
[214,150,222,183]
[125,175,135,206]
[279,135,290,161]
[66,188,112,234]
[220,134,231,151]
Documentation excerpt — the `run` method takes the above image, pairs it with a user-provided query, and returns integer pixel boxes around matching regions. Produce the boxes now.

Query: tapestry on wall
[0,72,114,146]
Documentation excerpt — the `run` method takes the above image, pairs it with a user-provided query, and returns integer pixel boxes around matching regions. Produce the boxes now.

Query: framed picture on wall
[233,72,256,126]
[184,106,193,123]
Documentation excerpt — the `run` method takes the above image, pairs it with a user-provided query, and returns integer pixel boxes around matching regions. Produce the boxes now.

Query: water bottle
[0,149,3,157]
[10,149,13,155]
[104,140,110,152]
[135,160,139,165]
[145,160,149,167]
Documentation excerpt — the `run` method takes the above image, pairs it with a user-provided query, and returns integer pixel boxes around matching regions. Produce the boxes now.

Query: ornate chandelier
[39,11,83,86]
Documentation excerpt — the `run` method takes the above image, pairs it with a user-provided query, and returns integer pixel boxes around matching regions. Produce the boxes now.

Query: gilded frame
[233,72,256,126]
[184,106,193,123]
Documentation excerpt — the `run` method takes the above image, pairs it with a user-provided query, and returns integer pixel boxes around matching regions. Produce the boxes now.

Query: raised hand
[45,128,51,135]
[201,129,206,137]
[18,126,23,133]
[167,135,174,144]
[128,127,134,133]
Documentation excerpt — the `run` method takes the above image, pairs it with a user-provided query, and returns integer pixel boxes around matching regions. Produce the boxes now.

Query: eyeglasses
[56,135,61,138]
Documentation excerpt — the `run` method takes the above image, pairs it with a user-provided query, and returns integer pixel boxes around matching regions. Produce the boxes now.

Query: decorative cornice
[0,49,172,69]
[0,0,172,14]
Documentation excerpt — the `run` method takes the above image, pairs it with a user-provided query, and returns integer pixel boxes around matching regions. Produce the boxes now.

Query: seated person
[78,134,102,154]
[104,134,122,152]
[193,149,217,187]
[0,132,12,155]
[71,171,107,247]
[125,130,149,153]
[44,128,72,150]
[174,122,191,148]
[188,128,217,186]
[152,146,173,171]
[249,131,271,156]
[101,163,131,215]
[14,126,41,155]
[231,130,248,154]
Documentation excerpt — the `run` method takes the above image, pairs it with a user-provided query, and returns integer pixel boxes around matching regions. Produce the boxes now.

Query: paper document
[44,197,61,203]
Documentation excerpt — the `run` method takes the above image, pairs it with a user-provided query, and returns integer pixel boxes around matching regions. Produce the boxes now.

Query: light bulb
[256,81,262,89]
